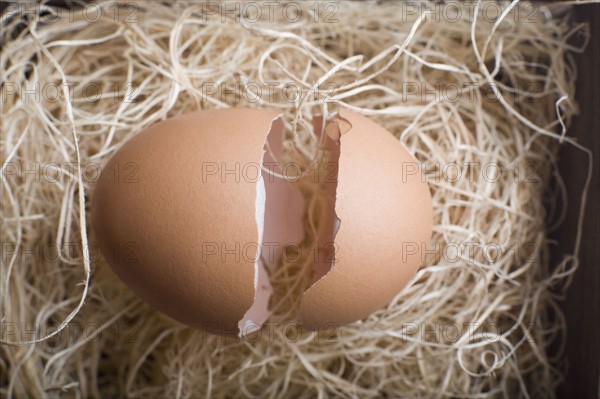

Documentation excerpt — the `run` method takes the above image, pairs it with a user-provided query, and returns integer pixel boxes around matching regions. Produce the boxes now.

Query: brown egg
[92,107,433,336]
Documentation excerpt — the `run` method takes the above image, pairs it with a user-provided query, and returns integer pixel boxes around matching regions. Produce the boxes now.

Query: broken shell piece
[92,108,299,337]
[298,109,433,330]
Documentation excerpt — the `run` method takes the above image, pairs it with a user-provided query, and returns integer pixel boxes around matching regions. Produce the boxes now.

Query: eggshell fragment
[92,108,299,336]
[299,109,433,330]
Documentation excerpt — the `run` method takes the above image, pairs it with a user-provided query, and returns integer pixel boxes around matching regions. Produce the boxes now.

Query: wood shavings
[0,1,593,398]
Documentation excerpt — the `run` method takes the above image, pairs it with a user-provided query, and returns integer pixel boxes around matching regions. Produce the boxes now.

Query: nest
[0,1,592,398]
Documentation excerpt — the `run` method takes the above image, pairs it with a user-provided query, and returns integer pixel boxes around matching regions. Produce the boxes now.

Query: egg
[92,107,433,336]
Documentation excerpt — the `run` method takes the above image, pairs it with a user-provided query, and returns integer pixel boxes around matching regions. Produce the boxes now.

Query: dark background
[555,4,600,399]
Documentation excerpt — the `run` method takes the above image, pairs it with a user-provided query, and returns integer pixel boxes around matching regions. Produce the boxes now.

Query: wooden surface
[554,4,600,399]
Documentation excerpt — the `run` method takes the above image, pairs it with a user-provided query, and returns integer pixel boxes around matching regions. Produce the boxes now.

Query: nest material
[0,1,592,398]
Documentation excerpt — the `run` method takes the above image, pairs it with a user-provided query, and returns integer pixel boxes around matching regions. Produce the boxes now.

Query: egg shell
[92,108,280,336]
[93,107,433,335]
[298,109,433,330]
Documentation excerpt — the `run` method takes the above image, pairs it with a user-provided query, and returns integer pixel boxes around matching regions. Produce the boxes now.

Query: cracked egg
[92,108,433,336]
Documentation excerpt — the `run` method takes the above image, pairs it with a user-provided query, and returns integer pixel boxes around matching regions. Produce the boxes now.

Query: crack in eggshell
[238,111,354,336]
[238,115,305,336]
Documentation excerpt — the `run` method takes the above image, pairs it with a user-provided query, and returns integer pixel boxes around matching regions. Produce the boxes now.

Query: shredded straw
[0,1,593,398]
